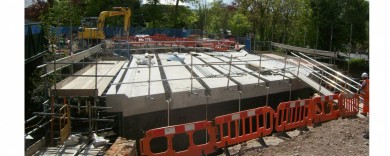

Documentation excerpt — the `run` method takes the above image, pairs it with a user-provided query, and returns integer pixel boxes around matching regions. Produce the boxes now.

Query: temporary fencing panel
[338,93,359,117]
[214,106,274,148]
[139,94,363,155]
[275,99,311,132]
[139,120,217,156]
[311,94,340,124]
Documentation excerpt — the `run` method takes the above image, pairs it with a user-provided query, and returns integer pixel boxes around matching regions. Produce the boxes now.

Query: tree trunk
[175,0,180,28]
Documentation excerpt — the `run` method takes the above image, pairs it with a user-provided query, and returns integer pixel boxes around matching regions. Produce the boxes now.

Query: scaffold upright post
[266,85,269,106]
[297,56,301,76]
[94,36,98,132]
[190,52,195,94]
[166,99,170,126]
[319,70,324,92]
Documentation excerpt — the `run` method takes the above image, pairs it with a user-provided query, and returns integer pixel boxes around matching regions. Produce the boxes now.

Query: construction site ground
[221,116,369,156]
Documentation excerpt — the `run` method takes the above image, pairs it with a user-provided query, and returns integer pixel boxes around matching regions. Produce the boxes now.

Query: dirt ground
[221,116,369,156]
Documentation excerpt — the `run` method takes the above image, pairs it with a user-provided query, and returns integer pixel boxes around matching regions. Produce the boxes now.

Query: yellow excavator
[78,7,131,40]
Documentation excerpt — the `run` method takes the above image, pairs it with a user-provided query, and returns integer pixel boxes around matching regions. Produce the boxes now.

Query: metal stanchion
[167,99,171,126]
[189,52,197,95]
[257,54,262,84]
[147,54,154,100]
[226,55,233,89]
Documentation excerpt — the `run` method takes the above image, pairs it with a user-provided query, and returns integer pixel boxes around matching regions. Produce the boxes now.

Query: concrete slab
[106,54,167,116]
[106,51,312,117]
[158,53,204,93]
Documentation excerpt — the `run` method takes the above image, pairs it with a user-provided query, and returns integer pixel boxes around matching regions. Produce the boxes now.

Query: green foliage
[40,0,83,26]
[205,0,232,34]
[229,13,251,36]
[348,58,368,73]
[83,0,116,17]
[310,0,369,51]
[337,58,368,78]
[25,68,45,119]
[141,4,196,29]
[34,0,368,52]
[193,1,207,30]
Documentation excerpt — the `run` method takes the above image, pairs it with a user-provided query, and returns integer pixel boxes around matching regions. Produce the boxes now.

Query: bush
[338,58,369,78]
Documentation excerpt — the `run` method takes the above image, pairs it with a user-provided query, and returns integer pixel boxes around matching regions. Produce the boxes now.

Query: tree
[40,0,83,27]
[173,0,198,28]
[140,3,195,29]
[229,13,251,36]
[25,0,49,22]
[194,0,208,35]
[310,0,368,51]
[205,0,232,37]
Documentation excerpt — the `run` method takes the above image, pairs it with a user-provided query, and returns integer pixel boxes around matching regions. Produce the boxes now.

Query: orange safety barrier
[139,120,217,156]
[338,93,359,117]
[214,106,274,148]
[275,99,311,132]
[311,94,340,124]
[139,93,363,155]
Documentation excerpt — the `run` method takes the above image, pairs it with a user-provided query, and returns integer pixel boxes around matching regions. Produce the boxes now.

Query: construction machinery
[78,7,131,40]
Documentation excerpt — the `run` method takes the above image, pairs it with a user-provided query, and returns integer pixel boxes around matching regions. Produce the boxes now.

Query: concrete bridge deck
[105,51,313,117]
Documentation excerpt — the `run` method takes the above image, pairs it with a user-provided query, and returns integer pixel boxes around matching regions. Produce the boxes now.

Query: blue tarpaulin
[25,26,200,38]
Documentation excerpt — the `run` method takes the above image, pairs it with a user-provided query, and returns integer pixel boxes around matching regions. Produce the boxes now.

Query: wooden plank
[53,64,94,89]
[79,62,112,89]
[96,61,126,95]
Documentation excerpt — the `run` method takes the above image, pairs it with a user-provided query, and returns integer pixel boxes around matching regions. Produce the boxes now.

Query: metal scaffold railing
[26,40,126,148]
[288,52,361,95]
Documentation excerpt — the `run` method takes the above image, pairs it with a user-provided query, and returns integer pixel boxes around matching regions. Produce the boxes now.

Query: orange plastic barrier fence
[275,99,311,132]
[311,94,340,124]
[112,34,237,51]
[338,93,359,117]
[214,106,275,148]
[139,120,217,156]
[139,93,362,155]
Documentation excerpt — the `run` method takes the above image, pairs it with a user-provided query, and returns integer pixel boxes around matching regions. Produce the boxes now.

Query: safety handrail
[283,54,345,94]
[295,63,348,93]
[290,52,358,93]
[297,52,362,88]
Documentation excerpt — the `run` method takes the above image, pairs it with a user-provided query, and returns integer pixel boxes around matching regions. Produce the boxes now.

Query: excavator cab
[80,17,98,29]
[78,17,104,40]
[77,7,131,41]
